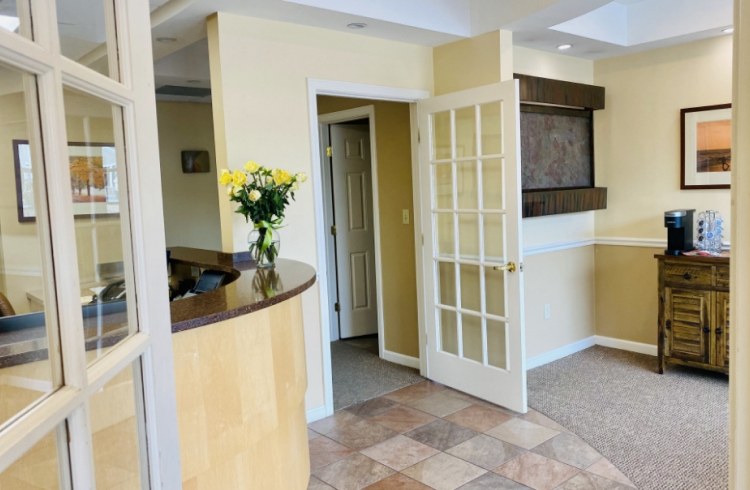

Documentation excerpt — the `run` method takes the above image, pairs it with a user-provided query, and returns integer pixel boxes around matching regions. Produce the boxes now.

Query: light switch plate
[402,209,410,224]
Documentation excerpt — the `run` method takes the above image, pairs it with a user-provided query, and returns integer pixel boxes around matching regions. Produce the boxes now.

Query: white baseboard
[381,349,420,369]
[527,336,596,370]
[306,405,330,423]
[595,335,657,356]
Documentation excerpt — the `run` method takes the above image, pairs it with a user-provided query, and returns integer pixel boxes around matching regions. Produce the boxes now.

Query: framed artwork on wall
[681,104,732,189]
[13,139,119,222]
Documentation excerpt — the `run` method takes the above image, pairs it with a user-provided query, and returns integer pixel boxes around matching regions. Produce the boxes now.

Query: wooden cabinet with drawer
[655,254,730,374]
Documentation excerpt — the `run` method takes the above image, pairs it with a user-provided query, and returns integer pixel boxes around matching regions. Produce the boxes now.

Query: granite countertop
[0,248,317,367]
[168,247,317,332]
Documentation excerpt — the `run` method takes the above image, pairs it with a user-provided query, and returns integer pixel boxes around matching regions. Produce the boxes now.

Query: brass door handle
[493,262,516,273]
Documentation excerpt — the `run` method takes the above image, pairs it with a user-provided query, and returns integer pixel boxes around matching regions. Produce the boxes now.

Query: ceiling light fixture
[557,43,573,51]
[347,22,367,29]
[722,27,734,34]
[156,36,177,43]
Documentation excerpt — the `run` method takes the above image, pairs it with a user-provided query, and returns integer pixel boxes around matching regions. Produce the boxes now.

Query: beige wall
[316,96,419,357]
[593,36,733,345]
[207,13,433,414]
[157,101,221,251]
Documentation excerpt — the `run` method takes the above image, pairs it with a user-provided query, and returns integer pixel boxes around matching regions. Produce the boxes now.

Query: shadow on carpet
[332,340,424,410]
[528,345,728,490]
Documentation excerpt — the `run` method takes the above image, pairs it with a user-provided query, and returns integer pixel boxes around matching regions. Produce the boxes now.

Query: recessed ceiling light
[347,22,367,29]
[156,36,177,43]
[722,27,734,34]
[557,43,573,51]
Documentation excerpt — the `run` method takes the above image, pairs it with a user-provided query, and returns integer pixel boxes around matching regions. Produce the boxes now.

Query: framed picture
[13,140,120,222]
[181,150,210,173]
[681,104,732,189]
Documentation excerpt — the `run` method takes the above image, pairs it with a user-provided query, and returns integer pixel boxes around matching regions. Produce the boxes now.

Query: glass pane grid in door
[0,425,66,488]
[62,86,136,364]
[428,99,510,372]
[0,62,63,429]
[57,0,119,80]
[0,2,32,39]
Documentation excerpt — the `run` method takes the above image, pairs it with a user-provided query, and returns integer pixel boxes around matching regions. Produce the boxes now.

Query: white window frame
[0,0,180,487]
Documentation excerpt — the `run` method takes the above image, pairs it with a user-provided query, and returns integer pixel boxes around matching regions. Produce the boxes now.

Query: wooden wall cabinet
[656,255,730,374]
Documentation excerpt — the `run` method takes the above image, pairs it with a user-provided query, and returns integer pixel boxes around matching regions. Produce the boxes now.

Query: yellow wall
[434,31,501,95]
[316,97,419,357]
[207,13,433,413]
[593,35,733,345]
[157,101,221,251]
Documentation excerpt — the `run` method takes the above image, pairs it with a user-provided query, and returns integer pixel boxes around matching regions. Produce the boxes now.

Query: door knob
[493,262,516,273]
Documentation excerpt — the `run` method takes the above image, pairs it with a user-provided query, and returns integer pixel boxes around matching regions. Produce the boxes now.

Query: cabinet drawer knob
[703,326,710,334]
[716,328,723,335]
[682,272,692,280]
[665,320,671,330]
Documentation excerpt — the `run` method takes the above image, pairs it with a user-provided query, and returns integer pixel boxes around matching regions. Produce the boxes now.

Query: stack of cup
[696,211,723,254]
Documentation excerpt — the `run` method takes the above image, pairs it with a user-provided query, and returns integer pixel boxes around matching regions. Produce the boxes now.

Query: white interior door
[331,124,379,338]
[418,80,527,413]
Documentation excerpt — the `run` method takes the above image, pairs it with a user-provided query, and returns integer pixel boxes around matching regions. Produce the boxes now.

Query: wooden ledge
[522,187,607,218]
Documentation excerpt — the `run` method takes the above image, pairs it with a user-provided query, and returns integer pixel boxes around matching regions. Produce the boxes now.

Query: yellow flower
[295,172,308,183]
[233,185,243,196]
[226,186,234,196]
[244,160,261,173]
[249,189,262,202]
[219,169,232,186]
[272,168,292,186]
[232,170,247,187]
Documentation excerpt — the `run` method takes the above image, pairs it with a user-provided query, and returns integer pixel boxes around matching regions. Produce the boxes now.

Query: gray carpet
[331,340,424,410]
[528,345,728,490]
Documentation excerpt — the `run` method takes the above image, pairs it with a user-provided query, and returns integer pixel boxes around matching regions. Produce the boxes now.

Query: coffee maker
[664,209,695,255]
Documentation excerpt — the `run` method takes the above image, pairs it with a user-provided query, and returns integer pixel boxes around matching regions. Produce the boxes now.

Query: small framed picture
[681,104,732,189]
[181,150,210,173]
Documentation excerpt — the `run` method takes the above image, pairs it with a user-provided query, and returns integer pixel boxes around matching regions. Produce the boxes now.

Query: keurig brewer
[664,209,695,255]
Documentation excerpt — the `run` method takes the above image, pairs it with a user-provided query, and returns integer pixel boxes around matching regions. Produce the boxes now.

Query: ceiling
[143,0,733,98]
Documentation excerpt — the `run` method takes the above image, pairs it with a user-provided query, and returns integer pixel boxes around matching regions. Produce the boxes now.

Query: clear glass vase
[248,227,280,269]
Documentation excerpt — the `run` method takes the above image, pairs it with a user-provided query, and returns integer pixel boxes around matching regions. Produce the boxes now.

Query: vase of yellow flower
[219,161,306,269]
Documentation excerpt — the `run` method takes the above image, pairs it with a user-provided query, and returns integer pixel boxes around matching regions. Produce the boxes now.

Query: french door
[418,80,527,413]
[0,1,179,488]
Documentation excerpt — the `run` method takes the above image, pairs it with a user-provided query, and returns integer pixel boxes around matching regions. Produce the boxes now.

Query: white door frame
[319,106,380,344]
[307,79,429,417]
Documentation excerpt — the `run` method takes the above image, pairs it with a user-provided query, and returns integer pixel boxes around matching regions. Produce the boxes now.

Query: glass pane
[57,0,118,79]
[456,161,478,210]
[487,320,508,369]
[63,86,134,363]
[437,261,456,307]
[0,1,31,39]
[0,427,64,488]
[434,163,453,209]
[480,102,502,155]
[462,314,482,363]
[455,106,476,157]
[482,158,504,210]
[439,308,457,355]
[432,111,451,160]
[0,62,61,426]
[484,214,505,262]
[460,264,480,312]
[435,212,454,258]
[458,213,479,259]
[485,267,506,317]
[90,363,144,488]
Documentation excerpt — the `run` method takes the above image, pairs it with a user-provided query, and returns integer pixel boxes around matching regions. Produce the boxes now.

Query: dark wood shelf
[522,187,607,218]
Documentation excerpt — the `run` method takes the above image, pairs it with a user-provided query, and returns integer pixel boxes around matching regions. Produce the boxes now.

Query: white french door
[418,80,527,413]
[0,0,179,488]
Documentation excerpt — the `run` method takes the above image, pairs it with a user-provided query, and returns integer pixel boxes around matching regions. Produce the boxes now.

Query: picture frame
[13,139,120,222]
[681,104,732,189]
[181,150,210,173]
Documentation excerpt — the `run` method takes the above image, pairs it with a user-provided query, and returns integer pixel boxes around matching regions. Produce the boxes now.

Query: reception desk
[0,247,316,489]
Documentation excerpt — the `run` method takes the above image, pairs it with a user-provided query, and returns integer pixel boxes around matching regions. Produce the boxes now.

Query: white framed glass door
[0,0,179,487]
[418,80,527,413]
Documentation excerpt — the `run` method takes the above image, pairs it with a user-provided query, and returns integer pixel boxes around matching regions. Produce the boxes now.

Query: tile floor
[308,381,636,490]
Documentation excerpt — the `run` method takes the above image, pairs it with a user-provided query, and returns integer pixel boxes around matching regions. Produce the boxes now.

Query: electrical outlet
[402,209,410,225]
[544,304,551,320]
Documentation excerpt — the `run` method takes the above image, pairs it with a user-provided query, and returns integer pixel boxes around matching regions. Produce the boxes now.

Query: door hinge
[326,146,333,157]
[334,302,341,312]
[330,225,337,236]
[421,234,424,246]
[417,130,421,144]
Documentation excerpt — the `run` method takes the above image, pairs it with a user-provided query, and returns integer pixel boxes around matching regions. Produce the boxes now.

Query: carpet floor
[331,339,424,410]
[528,345,728,490]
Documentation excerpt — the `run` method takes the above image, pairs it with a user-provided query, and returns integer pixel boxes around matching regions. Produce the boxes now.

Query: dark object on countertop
[664,209,694,255]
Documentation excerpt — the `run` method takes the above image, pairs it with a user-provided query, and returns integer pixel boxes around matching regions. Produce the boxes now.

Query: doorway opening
[316,95,424,411]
